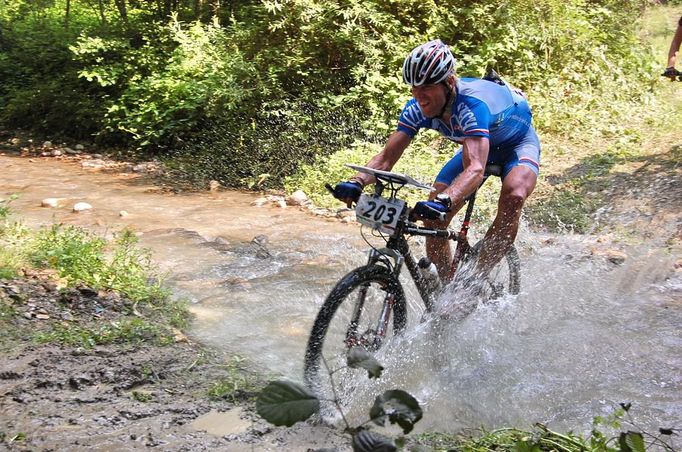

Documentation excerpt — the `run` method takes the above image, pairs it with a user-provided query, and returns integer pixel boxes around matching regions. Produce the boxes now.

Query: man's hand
[662,67,682,81]
[328,180,363,207]
[412,194,452,221]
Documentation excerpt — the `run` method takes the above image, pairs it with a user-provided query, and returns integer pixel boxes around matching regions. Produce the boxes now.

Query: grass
[412,406,678,451]
[524,3,682,233]
[33,318,175,348]
[0,199,190,349]
[207,355,263,402]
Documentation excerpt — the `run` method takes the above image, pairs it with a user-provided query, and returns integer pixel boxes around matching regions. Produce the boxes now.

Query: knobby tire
[303,265,407,391]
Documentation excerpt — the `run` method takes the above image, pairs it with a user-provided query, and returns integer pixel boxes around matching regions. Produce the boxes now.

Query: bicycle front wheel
[304,265,407,399]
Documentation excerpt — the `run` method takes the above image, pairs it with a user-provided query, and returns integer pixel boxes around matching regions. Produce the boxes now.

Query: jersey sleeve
[454,97,491,139]
[396,99,426,137]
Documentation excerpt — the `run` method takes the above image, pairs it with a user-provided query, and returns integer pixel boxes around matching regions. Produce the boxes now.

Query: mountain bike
[303,164,521,395]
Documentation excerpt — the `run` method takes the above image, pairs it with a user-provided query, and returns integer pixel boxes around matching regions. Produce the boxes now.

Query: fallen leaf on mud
[173,328,189,343]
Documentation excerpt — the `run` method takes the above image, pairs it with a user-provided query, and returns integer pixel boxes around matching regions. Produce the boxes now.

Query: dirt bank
[0,276,349,451]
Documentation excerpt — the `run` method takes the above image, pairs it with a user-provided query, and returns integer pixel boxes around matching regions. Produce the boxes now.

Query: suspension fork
[345,244,405,348]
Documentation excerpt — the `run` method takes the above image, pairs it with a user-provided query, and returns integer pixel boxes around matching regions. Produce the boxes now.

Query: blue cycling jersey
[397,77,532,151]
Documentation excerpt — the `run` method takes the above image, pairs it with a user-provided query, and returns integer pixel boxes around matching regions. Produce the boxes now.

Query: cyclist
[662,16,682,80]
[331,39,541,285]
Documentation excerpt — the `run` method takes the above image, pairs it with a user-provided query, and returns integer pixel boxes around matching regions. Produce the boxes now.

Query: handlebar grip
[324,183,336,196]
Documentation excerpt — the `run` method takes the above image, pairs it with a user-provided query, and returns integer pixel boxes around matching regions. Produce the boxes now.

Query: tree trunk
[114,0,128,22]
[98,0,107,24]
[65,0,71,28]
[211,0,220,22]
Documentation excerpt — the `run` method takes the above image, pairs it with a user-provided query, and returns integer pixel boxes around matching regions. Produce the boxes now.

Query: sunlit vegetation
[0,198,189,346]
[1,1,670,213]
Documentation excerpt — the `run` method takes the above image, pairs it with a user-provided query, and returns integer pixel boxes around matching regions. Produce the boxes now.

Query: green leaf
[347,346,384,379]
[256,380,319,427]
[352,429,397,452]
[514,440,542,452]
[619,431,645,452]
[369,389,423,434]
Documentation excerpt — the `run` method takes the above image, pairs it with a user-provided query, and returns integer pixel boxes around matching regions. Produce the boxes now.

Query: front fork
[344,247,403,350]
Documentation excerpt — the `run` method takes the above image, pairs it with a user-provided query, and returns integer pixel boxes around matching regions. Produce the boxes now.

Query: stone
[74,144,85,150]
[251,197,268,207]
[51,149,62,157]
[605,249,627,265]
[42,141,52,148]
[286,190,310,206]
[64,147,79,155]
[275,200,287,208]
[119,210,129,218]
[209,180,221,192]
[73,202,92,212]
[337,209,355,219]
[41,198,63,208]
[82,159,105,169]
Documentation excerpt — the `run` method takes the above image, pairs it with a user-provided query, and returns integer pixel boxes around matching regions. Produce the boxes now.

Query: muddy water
[2,154,680,435]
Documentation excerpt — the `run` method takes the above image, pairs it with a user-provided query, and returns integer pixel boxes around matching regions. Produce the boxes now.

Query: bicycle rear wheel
[303,265,407,405]
[468,240,521,299]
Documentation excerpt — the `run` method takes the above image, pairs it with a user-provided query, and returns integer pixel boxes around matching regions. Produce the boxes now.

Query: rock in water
[73,202,92,212]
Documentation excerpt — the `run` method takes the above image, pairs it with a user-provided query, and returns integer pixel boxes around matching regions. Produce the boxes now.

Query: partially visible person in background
[662,15,682,80]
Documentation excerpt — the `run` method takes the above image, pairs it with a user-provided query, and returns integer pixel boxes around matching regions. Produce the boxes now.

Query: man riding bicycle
[331,39,541,286]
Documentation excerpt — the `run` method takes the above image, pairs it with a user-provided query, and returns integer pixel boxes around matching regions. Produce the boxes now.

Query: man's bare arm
[351,131,412,186]
[442,136,490,204]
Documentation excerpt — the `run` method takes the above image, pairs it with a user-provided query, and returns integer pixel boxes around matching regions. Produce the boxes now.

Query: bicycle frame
[361,165,500,317]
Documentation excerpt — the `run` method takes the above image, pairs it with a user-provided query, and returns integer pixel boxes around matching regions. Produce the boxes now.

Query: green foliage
[34,317,172,348]
[284,138,450,207]
[347,346,384,379]
[527,186,592,233]
[207,356,262,401]
[0,198,33,278]
[131,391,153,402]
[256,380,320,427]
[369,389,423,434]
[0,0,665,201]
[31,225,167,303]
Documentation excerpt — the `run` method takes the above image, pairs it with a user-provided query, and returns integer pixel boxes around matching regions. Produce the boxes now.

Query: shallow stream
[2,154,680,436]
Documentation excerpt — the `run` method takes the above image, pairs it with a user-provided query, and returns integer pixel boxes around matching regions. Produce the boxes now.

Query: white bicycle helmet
[402,39,456,87]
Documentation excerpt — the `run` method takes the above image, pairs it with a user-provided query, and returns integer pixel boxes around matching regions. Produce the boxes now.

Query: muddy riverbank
[0,275,350,451]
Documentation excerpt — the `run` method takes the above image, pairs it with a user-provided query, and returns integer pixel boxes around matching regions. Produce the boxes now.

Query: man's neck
[441,86,456,122]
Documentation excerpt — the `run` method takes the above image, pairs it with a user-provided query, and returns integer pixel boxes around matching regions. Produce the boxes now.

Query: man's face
[411,83,448,118]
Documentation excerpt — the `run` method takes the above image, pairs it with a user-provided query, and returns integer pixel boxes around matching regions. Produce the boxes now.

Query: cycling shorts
[435,126,541,185]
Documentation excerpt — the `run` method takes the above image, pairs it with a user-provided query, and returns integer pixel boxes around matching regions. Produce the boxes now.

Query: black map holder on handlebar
[345,164,435,195]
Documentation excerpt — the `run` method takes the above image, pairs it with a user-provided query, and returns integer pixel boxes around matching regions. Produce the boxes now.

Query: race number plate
[355,194,405,235]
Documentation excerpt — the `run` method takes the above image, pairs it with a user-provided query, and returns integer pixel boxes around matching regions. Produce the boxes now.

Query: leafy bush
[0,0,662,195]
[31,225,167,303]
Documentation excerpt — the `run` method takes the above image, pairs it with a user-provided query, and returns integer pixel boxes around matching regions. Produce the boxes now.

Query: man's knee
[500,186,529,212]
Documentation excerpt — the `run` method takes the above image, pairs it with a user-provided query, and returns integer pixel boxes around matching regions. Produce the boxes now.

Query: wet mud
[0,277,349,451]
